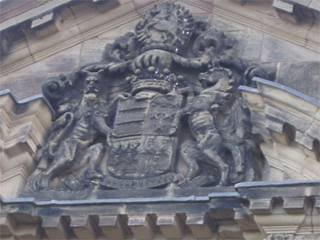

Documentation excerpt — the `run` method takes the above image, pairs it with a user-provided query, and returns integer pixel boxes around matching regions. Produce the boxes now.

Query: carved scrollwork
[104,32,139,63]
[135,3,195,53]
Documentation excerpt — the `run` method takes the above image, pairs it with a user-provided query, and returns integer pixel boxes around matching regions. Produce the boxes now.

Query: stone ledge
[240,78,320,181]
[236,180,320,215]
[0,191,240,239]
[0,90,53,198]
[1,181,318,239]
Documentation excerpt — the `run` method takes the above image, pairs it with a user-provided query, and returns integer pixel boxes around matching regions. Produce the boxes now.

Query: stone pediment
[0,1,320,240]
[8,0,320,203]
[0,0,318,201]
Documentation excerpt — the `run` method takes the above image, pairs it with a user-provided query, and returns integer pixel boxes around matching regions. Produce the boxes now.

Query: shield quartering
[103,94,183,189]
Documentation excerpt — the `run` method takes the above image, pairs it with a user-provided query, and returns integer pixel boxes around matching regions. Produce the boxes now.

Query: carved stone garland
[25,2,268,192]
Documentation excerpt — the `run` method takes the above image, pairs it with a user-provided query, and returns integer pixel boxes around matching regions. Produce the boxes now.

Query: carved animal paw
[216,179,228,187]
[86,171,103,180]
[176,178,191,187]
[34,174,51,191]
[169,127,177,135]
[119,93,130,99]
[235,165,244,173]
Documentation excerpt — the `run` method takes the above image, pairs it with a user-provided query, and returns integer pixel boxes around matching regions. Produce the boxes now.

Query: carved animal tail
[222,97,249,139]
[220,97,251,178]
[37,112,74,170]
[48,112,74,156]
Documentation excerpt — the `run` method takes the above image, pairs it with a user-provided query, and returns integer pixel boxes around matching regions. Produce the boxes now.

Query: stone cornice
[1,189,241,239]
[1,181,319,239]
[215,0,319,52]
[0,90,53,198]
[0,0,74,32]
[240,78,320,181]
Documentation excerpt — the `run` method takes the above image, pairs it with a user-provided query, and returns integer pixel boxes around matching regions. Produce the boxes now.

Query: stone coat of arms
[25,3,268,192]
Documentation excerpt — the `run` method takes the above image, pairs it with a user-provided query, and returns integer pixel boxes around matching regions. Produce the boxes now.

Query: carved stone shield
[107,94,183,184]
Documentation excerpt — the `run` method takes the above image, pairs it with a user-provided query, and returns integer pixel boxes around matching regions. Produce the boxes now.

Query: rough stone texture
[17,43,81,75]
[261,34,320,63]
[0,91,53,198]
[79,39,111,65]
[240,78,320,182]
[1,44,81,100]
[0,74,47,101]
[277,61,320,102]
[241,32,264,63]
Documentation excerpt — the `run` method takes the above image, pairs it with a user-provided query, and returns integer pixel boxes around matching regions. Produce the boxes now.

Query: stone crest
[26,2,268,192]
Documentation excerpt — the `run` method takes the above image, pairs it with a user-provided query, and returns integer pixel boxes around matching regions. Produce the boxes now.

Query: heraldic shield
[102,94,183,189]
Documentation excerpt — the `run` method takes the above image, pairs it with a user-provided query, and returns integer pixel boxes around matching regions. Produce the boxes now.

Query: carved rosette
[25,2,267,192]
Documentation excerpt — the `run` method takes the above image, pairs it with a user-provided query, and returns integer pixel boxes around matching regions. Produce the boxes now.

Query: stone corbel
[42,216,72,240]
[0,214,44,240]
[0,26,25,57]
[0,90,53,198]
[157,214,185,239]
[0,34,10,56]
[127,214,157,239]
[230,0,246,6]
[92,0,120,13]
[99,215,129,240]
[252,204,306,237]
[236,181,320,239]
[70,215,101,240]
[31,11,59,38]
[273,0,301,23]
[315,197,320,214]
[186,214,215,238]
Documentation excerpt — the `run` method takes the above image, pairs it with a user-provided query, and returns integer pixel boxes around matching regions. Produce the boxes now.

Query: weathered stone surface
[277,61,320,102]
[240,32,264,63]
[241,77,320,181]
[42,217,71,240]
[1,74,47,100]
[99,215,129,240]
[79,39,111,65]
[128,215,156,239]
[70,216,100,240]
[261,34,320,63]
[186,214,213,238]
[157,215,185,239]
[210,15,248,32]
[0,90,53,198]
[16,44,81,75]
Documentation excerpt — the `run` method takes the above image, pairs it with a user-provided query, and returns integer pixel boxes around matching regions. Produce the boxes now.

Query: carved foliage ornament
[26,3,267,192]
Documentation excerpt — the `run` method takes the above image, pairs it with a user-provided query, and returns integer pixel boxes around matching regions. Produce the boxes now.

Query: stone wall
[0,90,52,198]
